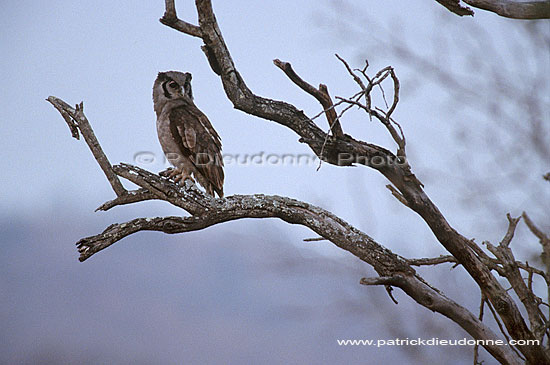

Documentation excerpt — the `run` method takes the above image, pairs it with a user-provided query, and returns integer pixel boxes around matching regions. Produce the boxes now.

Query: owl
[152,71,224,197]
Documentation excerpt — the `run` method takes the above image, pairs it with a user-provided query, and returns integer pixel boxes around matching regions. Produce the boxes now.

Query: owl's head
[153,71,193,114]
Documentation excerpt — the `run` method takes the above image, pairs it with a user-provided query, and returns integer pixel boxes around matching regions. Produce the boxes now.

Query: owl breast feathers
[153,71,224,197]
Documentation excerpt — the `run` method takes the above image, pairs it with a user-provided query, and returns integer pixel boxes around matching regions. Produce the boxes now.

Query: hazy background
[1,0,548,364]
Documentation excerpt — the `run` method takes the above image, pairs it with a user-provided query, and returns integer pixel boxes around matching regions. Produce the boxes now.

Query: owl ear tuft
[185,73,192,82]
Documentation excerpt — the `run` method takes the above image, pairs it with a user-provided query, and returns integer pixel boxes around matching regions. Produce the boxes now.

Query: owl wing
[168,103,224,197]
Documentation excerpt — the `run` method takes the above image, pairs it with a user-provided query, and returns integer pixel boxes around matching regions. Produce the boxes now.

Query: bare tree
[316,2,549,233]
[47,1,550,364]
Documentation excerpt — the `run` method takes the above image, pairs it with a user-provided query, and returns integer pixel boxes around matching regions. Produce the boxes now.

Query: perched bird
[152,71,224,197]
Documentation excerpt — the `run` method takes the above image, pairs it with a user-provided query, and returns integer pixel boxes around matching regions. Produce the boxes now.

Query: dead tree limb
[47,94,519,364]
[435,0,475,16]
[156,1,546,362]
[45,1,550,363]
[46,97,127,197]
[485,215,547,336]
[462,0,550,19]
[273,59,344,138]
[434,0,550,19]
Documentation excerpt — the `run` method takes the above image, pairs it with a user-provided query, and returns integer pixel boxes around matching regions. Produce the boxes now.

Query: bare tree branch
[485,296,527,361]
[407,255,458,266]
[303,237,327,242]
[159,0,201,37]
[332,55,407,158]
[522,211,550,336]
[273,59,344,137]
[386,184,410,207]
[152,1,547,362]
[435,0,475,16]
[44,1,550,363]
[95,188,157,211]
[434,0,550,19]
[485,214,547,334]
[46,97,127,197]
[359,275,520,365]
[462,0,550,19]
[474,293,487,365]
[523,211,550,249]
[112,163,213,215]
[46,92,520,364]
[405,251,548,287]
[79,162,414,278]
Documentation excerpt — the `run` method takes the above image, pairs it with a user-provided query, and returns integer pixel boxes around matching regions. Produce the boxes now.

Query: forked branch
[46,97,127,197]
[273,59,344,138]
[44,1,550,363]
[48,93,517,364]
[154,1,547,362]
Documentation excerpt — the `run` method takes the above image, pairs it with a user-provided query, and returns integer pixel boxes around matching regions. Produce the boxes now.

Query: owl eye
[169,81,179,88]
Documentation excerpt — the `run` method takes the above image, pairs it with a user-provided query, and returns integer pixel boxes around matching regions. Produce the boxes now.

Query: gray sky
[1,0,450,255]
[1,1,546,364]
[2,0,522,248]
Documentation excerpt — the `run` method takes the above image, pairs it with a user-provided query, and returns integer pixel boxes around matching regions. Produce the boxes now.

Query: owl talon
[175,175,195,184]
[159,168,173,177]
[168,168,195,184]
[168,167,182,179]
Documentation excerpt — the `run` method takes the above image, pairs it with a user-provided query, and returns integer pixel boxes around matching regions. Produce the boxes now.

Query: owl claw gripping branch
[168,166,195,184]
[153,71,224,198]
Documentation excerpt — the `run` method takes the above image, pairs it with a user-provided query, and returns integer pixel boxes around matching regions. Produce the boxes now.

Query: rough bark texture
[188,3,548,361]
[46,1,550,364]
[463,0,550,19]
[435,0,550,19]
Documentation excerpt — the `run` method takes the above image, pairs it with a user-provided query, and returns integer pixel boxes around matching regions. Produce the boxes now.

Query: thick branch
[463,0,550,19]
[360,275,520,365]
[76,216,207,260]
[85,165,414,276]
[73,162,516,364]
[435,0,550,19]
[161,2,546,362]
[113,163,213,215]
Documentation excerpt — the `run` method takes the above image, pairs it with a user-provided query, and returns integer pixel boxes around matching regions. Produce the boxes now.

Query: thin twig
[303,237,327,242]
[500,213,521,248]
[486,298,526,361]
[273,59,344,137]
[407,255,458,266]
[474,293,487,365]
[386,184,409,207]
[387,68,400,120]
